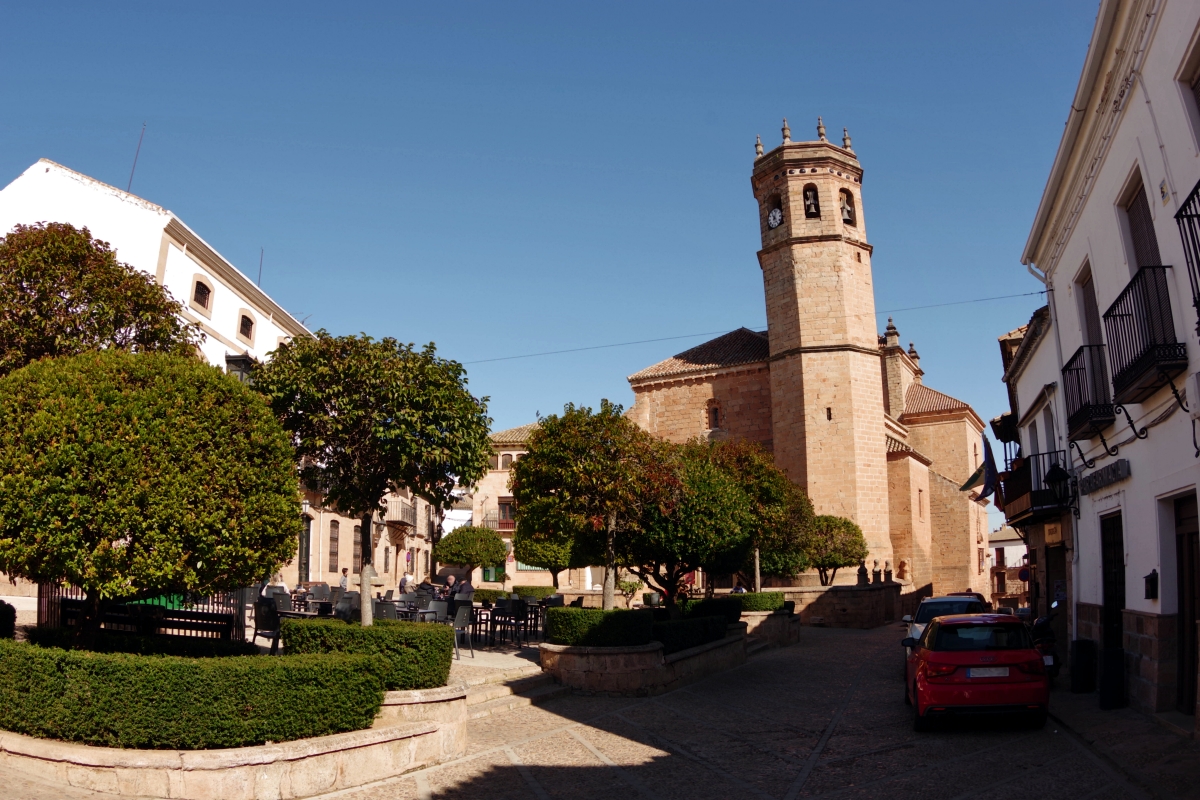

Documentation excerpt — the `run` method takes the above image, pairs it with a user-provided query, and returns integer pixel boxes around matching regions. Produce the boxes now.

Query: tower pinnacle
[843,127,853,151]
[782,118,791,143]
[755,134,764,158]
[817,116,827,142]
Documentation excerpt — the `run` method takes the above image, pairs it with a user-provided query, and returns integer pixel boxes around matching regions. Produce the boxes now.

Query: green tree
[803,515,869,586]
[435,526,507,574]
[510,401,674,609]
[0,223,201,377]
[0,351,301,640]
[699,439,814,589]
[624,444,753,609]
[253,332,491,625]
[511,499,599,589]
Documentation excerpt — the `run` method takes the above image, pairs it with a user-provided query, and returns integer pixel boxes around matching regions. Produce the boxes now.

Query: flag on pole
[960,435,999,502]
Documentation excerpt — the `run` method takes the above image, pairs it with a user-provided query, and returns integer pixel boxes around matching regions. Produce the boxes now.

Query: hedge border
[0,639,384,749]
[545,607,654,647]
[281,617,452,690]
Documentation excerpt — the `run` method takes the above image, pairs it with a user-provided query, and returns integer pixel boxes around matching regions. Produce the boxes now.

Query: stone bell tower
[751,117,892,568]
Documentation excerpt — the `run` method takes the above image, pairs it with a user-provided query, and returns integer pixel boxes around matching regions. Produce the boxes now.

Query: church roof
[886,435,933,466]
[628,328,769,382]
[490,422,539,445]
[903,383,971,416]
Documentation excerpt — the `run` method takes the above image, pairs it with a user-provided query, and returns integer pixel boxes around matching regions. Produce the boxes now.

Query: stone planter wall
[741,611,800,646]
[540,633,746,696]
[0,685,469,799]
[769,583,901,628]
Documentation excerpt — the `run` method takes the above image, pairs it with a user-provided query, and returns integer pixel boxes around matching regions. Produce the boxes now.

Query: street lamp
[224,354,255,385]
[1043,463,1074,512]
[301,499,311,517]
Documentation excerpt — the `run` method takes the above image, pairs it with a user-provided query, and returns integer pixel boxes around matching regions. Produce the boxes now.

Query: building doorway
[1100,513,1126,650]
[1046,544,1068,648]
[1176,493,1199,715]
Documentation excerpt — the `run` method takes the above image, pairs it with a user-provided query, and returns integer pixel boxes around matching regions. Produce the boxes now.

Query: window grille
[1173,177,1200,336]
[1126,184,1162,268]
[353,525,362,574]
[328,521,339,572]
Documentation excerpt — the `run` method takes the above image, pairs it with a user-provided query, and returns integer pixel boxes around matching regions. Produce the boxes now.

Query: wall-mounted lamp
[301,499,311,516]
[1144,568,1159,600]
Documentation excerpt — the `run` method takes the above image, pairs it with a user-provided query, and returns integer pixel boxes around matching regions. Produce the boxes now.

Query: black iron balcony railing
[1102,266,1188,404]
[1063,344,1115,439]
[481,512,515,531]
[1001,450,1069,525]
[1174,178,1200,337]
[386,498,416,527]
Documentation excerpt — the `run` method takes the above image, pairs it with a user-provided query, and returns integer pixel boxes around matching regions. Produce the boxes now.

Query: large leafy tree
[802,515,869,585]
[253,332,491,625]
[699,439,814,589]
[0,351,301,639]
[511,502,599,589]
[0,222,201,377]
[434,526,507,574]
[623,444,753,609]
[509,401,674,609]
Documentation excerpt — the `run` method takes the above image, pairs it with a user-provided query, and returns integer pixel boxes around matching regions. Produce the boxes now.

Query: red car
[903,613,1049,731]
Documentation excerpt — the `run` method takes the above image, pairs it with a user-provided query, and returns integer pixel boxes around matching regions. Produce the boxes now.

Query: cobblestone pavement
[326,624,1153,800]
[0,624,1174,800]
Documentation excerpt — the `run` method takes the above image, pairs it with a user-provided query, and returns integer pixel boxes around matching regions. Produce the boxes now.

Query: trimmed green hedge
[281,617,452,690]
[473,589,508,604]
[512,585,557,600]
[0,600,14,639]
[683,597,742,625]
[545,607,654,647]
[27,629,258,657]
[736,592,786,612]
[0,639,384,749]
[653,616,729,655]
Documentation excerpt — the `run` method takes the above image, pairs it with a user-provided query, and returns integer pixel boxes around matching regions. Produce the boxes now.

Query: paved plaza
[10,623,1181,800]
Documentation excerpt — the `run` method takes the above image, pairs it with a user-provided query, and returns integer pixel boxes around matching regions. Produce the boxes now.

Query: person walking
[339,567,349,591]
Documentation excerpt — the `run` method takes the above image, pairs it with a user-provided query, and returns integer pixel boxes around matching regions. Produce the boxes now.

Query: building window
[977,547,985,574]
[501,453,512,470]
[488,453,499,470]
[1124,181,1162,269]
[482,566,504,582]
[383,547,390,574]
[517,561,542,571]
[839,189,856,226]
[995,547,1006,569]
[193,281,211,310]
[498,500,515,531]
[803,184,820,218]
[353,525,362,574]
[328,521,339,573]
[708,406,720,429]
[918,489,924,521]
[240,314,254,339]
[996,572,1006,594]
[408,547,416,574]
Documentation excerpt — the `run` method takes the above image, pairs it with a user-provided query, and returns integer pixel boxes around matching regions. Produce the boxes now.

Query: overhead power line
[463,289,1046,366]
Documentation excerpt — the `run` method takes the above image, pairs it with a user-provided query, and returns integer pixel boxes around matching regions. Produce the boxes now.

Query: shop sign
[1079,459,1130,495]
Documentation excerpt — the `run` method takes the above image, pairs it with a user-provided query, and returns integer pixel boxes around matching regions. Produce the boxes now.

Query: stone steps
[467,678,570,719]
[745,636,769,657]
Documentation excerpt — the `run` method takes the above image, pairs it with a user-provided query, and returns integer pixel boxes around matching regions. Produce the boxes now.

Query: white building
[0,159,306,367]
[999,0,1200,722]
[0,158,439,596]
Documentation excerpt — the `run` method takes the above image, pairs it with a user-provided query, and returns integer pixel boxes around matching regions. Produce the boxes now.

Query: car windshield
[914,601,983,623]
[932,623,1032,651]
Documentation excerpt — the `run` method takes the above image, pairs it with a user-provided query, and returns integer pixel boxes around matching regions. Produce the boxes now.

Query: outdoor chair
[494,599,527,646]
[783,600,796,616]
[428,600,449,623]
[452,605,474,659]
[310,584,331,602]
[384,589,394,601]
[329,587,344,607]
[252,599,281,655]
[375,600,398,620]
[398,593,416,604]
[272,594,294,614]
[417,595,432,610]
[545,595,565,607]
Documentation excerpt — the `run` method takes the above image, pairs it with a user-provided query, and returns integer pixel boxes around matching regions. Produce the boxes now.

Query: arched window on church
[803,184,820,218]
[501,453,512,470]
[839,189,857,226]
[707,404,720,430]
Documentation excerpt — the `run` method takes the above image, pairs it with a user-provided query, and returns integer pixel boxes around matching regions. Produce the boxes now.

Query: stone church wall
[628,365,773,448]
[887,455,933,596]
[928,470,986,595]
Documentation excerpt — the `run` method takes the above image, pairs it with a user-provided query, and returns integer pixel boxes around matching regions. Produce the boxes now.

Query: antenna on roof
[126,122,146,193]
[257,248,264,286]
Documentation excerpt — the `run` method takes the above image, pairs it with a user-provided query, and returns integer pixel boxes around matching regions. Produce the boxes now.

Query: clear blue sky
[1,2,1096,453]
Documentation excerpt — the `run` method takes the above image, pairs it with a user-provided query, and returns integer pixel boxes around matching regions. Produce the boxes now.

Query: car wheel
[912,683,931,732]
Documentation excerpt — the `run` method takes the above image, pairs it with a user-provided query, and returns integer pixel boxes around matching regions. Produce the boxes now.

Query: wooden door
[1176,494,1199,715]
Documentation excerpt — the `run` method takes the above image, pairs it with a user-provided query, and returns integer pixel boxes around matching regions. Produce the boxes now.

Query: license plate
[968,667,1009,678]
[1043,655,1054,665]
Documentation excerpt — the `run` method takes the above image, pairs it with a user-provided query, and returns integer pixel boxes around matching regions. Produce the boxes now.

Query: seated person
[444,574,459,596]
[456,576,473,595]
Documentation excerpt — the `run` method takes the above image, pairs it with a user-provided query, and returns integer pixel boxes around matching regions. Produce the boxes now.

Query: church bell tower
[751,117,892,568]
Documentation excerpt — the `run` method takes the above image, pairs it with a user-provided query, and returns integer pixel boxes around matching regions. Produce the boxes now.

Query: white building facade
[1003,0,1200,722]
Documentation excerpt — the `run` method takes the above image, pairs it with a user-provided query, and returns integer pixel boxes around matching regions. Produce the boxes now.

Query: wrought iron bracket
[1114,405,1148,439]
[1069,440,1097,469]
[1162,371,1190,413]
[1192,417,1199,459]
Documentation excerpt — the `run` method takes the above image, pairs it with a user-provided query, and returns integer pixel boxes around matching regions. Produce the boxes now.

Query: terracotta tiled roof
[628,328,769,382]
[903,383,971,416]
[886,435,933,465]
[490,422,539,445]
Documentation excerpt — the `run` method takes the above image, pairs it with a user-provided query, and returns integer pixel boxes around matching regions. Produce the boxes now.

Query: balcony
[1001,450,1070,525]
[1102,266,1188,404]
[1174,178,1200,337]
[481,513,515,532]
[386,498,416,527]
[1062,345,1115,439]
